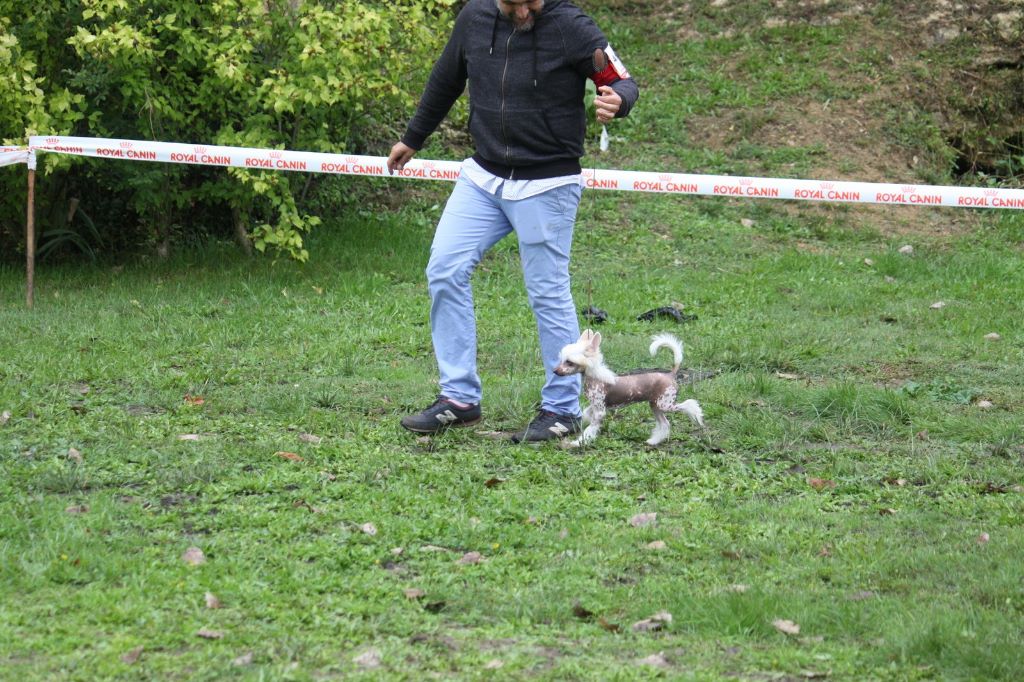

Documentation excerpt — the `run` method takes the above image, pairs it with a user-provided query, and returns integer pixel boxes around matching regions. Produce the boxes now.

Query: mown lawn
[3,187,1022,679]
[2,1,1024,680]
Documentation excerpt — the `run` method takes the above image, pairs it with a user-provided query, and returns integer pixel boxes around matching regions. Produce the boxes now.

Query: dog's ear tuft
[589,331,603,351]
[578,329,594,343]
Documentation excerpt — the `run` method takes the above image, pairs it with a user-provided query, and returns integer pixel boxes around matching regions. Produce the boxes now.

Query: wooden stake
[26,166,36,308]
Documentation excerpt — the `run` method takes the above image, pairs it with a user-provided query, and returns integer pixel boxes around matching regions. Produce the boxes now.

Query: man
[389,0,639,442]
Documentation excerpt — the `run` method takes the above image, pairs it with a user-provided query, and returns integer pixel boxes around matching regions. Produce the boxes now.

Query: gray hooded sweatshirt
[401,0,640,179]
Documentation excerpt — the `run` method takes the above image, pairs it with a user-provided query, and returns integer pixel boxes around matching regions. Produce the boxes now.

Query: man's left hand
[594,86,621,123]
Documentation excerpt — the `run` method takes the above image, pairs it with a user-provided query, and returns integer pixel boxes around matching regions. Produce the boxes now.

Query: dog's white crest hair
[649,333,683,372]
[560,334,617,385]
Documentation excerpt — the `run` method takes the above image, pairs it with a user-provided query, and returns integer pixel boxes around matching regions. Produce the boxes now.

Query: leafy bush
[0,0,455,261]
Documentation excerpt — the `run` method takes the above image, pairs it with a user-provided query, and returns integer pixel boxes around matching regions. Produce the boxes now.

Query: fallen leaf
[984,332,1001,341]
[183,394,205,405]
[299,432,322,444]
[879,508,897,516]
[929,301,946,309]
[65,505,88,514]
[740,218,756,228]
[320,470,337,481]
[484,477,505,488]
[475,430,509,440]
[205,592,222,609]
[863,258,874,266]
[772,619,800,636]
[404,588,426,600]
[598,616,621,632]
[457,551,483,565]
[800,669,830,678]
[121,646,144,664]
[182,546,206,566]
[420,544,452,553]
[630,512,658,528]
[808,477,836,491]
[977,532,990,544]
[976,400,994,409]
[274,451,303,462]
[818,545,832,557]
[721,549,743,560]
[360,522,378,536]
[645,540,668,551]
[484,659,504,669]
[525,515,539,525]
[636,652,670,669]
[0,410,10,426]
[232,652,254,666]
[883,477,907,487]
[727,584,749,593]
[196,628,223,639]
[632,611,673,632]
[353,648,381,669]
[775,372,801,380]
[898,244,914,255]
[178,434,201,441]
[292,499,322,513]
[67,447,83,463]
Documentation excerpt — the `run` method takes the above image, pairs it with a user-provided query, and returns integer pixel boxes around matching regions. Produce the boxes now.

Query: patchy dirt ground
[649,0,1024,234]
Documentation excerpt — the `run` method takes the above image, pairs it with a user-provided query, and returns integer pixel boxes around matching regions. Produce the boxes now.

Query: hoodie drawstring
[489,10,499,54]
[531,28,538,88]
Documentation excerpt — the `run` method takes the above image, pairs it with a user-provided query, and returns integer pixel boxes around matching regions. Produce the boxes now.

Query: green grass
[3,2,1024,680]
[3,192,1022,680]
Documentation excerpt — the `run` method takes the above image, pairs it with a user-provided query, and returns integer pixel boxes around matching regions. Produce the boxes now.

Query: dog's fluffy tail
[650,333,683,373]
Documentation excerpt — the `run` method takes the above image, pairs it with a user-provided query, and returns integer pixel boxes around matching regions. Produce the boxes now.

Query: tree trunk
[232,207,254,257]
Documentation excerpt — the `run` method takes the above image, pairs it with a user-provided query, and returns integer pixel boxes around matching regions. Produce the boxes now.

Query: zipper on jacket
[500,29,514,167]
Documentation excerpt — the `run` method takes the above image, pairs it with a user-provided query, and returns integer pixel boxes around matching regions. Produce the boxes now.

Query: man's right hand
[387,141,417,175]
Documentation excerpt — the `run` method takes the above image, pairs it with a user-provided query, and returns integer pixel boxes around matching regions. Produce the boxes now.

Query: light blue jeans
[426,175,583,417]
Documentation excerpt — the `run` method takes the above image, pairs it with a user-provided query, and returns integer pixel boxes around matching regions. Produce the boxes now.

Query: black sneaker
[511,410,581,443]
[400,396,482,433]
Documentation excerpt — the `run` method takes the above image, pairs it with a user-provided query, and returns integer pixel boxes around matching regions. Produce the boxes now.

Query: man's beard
[497,1,544,32]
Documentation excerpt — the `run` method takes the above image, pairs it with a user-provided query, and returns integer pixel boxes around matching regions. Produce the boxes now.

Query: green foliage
[0,9,85,140]
[0,0,455,260]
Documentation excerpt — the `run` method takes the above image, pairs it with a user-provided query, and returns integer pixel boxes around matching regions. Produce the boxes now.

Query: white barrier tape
[0,147,29,168]
[29,136,1024,210]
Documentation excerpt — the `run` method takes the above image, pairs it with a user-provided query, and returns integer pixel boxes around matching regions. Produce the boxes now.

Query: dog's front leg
[570,402,605,447]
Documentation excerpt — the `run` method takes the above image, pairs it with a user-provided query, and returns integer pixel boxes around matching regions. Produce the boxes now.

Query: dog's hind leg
[647,406,671,445]
[668,398,704,427]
